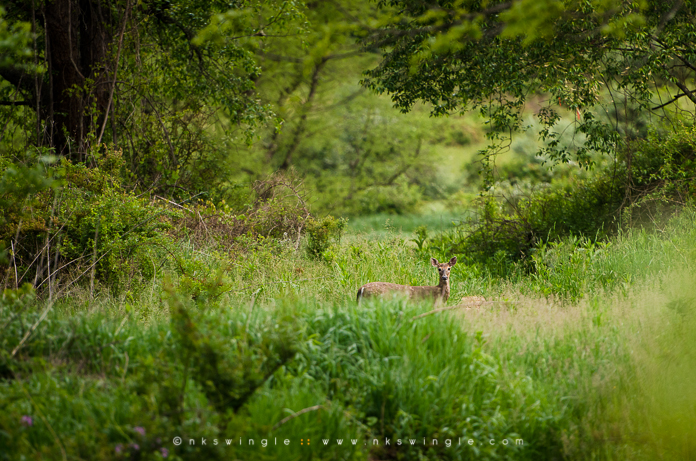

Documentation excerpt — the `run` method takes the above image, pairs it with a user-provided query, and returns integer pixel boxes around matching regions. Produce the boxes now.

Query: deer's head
[431,257,457,283]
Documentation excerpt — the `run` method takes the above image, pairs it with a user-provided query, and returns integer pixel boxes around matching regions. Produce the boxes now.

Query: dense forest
[1,0,695,460]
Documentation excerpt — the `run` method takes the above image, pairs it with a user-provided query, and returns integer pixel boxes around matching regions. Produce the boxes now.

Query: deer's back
[357,282,442,301]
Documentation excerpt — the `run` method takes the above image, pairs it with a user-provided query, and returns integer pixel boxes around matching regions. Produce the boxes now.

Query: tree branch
[278,59,327,170]
[651,91,690,110]
[366,2,513,47]
[0,65,38,101]
[672,80,696,106]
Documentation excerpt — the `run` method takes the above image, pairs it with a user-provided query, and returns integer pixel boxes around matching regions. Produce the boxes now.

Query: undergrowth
[427,124,696,273]
[1,208,696,460]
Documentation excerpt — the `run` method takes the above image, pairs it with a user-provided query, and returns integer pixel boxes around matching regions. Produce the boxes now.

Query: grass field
[2,210,696,460]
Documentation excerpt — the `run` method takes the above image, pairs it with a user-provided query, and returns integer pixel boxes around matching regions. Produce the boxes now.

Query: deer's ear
[430,258,439,267]
[448,256,457,266]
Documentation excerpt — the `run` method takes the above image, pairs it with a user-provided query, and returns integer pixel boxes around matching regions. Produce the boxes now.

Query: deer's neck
[437,279,450,302]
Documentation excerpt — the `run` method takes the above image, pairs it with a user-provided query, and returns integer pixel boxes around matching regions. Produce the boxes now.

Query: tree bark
[41,0,112,160]
[44,0,85,158]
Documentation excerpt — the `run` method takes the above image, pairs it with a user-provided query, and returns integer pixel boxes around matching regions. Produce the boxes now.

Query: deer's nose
[441,276,448,280]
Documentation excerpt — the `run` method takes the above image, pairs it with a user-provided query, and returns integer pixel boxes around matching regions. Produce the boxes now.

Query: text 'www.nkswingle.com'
[171,436,524,448]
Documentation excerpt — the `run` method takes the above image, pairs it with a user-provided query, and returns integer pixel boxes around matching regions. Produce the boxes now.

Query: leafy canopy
[362,0,695,175]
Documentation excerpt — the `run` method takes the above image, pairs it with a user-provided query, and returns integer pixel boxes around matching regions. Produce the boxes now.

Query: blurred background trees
[1,0,300,191]
[1,0,696,274]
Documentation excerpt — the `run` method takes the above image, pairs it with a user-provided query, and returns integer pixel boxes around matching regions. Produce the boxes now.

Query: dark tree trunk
[79,0,112,124]
[1,0,121,161]
[44,0,84,159]
[42,0,112,161]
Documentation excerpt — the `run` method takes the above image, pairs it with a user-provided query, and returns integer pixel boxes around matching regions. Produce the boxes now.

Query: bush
[1,149,172,290]
[305,215,347,260]
[1,156,322,292]
[0,151,59,263]
[57,160,173,288]
[0,282,303,461]
[619,124,696,223]
[172,172,311,249]
[430,124,696,273]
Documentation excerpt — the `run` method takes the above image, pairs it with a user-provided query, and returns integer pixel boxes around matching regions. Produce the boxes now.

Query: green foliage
[363,0,694,174]
[172,173,312,259]
[352,179,424,215]
[3,205,696,459]
[195,0,307,46]
[0,286,299,460]
[427,125,696,277]
[528,237,613,302]
[0,153,58,233]
[0,6,33,69]
[411,224,428,253]
[1,153,323,292]
[0,283,35,378]
[110,0,295,194]
[57,160,172,287]
[0,148,174,290]
[0,0,308,196]
[427,175,622,277]
[463,146,583,190]
[305,215,347,260]
[5,2,696,458]
[0,153,59,264]
[218,1,477,216]
[348,212,464,238]
[294,301,553,459]
[620,124,696,219]
[168,289,298,416]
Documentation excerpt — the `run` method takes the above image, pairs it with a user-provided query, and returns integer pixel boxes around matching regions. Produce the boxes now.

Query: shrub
[0,152,58,265]
[1,148,172,290]
[619,124,696,223]
[57,160,173,288]
[305,215,347,260]
[2,157,321,292]
[412,225,429,254]
[172,172,311,249]
[432,124,696,272]
[169,292,298,415]
[0,282,302,460]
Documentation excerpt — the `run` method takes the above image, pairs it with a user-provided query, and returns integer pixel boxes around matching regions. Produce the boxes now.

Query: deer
[357,257,458,304]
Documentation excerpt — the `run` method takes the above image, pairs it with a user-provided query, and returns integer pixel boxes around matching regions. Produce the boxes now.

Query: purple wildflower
[20,415,33,427]
[115,444,124,454]
[134,426,146,436]
[160,447,169,458]
[130,443,140,451]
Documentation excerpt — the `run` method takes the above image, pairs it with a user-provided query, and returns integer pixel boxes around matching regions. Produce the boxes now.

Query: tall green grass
[0,295,597,460]
[2,210,696,460]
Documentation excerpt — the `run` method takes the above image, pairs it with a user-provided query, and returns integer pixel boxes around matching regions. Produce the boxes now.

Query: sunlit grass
[3,210,696,459]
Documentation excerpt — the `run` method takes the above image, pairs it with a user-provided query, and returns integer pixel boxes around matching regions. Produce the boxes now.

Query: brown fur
[357,257,457,303]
